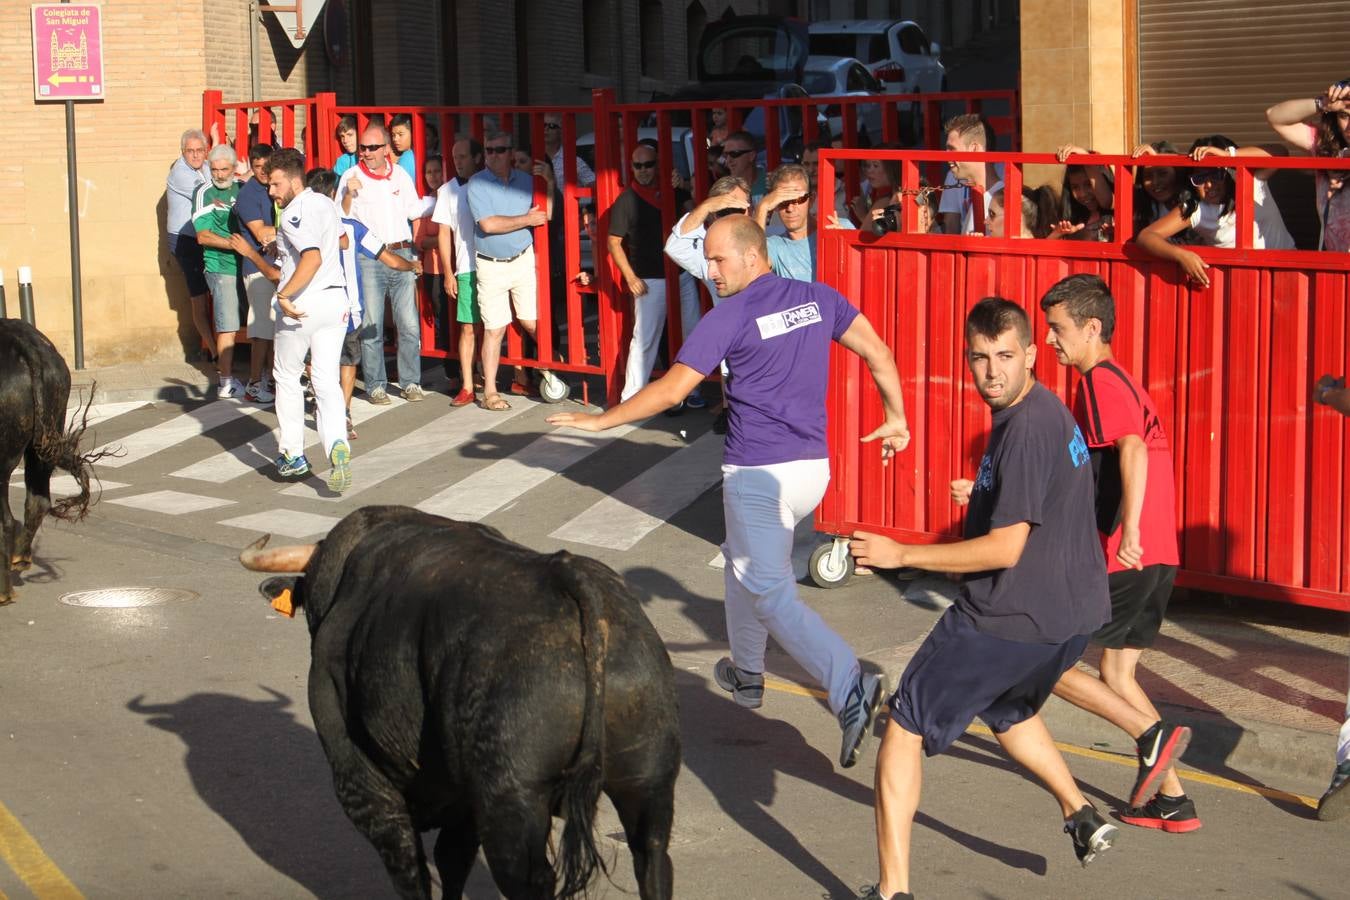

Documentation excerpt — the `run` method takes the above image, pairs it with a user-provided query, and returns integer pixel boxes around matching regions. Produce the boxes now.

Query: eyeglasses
[544,122,561,130]
[358,143,385,152]
[1188,169,1223,187]
[632,161,657,170]
[724,148,755,159]
[485,146,512,155]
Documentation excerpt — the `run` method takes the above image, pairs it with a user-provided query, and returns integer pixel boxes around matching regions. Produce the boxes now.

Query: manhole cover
[59,587,199,608]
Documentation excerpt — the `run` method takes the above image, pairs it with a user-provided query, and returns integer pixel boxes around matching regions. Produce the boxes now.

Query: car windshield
[701,24,807,80]
[802,71,838,94]
[809,34,855,58]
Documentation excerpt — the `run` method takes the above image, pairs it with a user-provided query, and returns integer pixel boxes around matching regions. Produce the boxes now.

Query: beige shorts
[244,271,276,340]
[474,246,537,330]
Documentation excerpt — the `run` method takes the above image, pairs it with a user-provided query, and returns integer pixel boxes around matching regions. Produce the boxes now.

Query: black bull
[0,319,105,603]
[241,506,682,900]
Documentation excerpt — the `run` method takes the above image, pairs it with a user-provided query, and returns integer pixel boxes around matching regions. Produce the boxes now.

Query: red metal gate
[815,148,1350,612]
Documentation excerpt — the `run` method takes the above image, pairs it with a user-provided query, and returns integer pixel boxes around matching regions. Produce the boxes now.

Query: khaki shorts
[244,271,276,340]
[474,246,537,330]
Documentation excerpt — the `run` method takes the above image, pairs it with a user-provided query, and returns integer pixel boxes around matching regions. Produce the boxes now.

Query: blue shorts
[205,271,242,333]
[890,606,1089,756]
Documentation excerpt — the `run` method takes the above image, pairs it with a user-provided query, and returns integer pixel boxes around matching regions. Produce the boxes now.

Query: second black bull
[241,506,682,900]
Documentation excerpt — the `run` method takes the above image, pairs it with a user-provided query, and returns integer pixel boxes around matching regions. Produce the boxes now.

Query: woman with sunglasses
[1267,80,1350,251]
[1137,136,1294,287]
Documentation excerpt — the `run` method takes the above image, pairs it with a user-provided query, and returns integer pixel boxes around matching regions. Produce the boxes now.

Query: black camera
[871,204,902,235]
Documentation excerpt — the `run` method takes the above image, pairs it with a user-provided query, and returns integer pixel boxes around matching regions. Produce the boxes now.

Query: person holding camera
[753,164,816,281]
[1267,80,1350,251]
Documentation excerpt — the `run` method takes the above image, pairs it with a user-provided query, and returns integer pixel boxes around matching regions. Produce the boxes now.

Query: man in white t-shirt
[941,114,1001,235]
[433,137,486,407]
[265,149,352,492]
[337,123,434,404]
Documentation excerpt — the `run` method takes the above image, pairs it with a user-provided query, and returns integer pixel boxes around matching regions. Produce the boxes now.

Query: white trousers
[273,287,348,460]
[1339,658,1350,765]
[621,279,669,402]
[722,458,860,713]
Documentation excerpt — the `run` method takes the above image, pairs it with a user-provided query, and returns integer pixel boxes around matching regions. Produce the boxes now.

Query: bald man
[549,215,911,768]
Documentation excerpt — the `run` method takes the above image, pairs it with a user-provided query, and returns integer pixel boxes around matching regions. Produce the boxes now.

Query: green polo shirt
[191,181,241,275]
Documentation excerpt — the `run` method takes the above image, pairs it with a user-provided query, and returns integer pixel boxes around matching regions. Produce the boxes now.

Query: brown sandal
[481,393,511,411]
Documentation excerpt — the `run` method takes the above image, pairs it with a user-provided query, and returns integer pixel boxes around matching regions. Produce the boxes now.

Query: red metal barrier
[815,148,1350,612]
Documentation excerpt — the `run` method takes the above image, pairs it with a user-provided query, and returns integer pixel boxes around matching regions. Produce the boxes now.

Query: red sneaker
[450,388,475,407]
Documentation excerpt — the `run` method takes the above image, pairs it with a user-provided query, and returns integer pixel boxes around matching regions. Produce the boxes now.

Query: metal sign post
[31,1,105,370]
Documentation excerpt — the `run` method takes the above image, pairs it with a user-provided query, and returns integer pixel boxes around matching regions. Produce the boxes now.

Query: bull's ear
[259,575,302,618]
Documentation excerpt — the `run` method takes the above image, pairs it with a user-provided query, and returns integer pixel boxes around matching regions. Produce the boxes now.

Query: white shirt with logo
[276,188,345,306]
[336,161,431,245]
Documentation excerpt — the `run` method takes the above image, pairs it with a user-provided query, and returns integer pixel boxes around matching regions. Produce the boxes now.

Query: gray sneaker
[402,383,425,402]
[367,386,391,405]
[713,657,764,709]
[838,671,886,768]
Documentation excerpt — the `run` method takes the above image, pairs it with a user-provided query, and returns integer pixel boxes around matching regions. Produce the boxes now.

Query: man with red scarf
[611,141,688,401]
[337,123,433,404]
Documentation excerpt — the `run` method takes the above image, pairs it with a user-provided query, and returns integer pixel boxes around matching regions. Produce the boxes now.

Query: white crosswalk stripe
[218,509,343,539]
[550,430,724,551]
[280,400,534,501]
[169,396,407,482]
[94,400,267,468]
[416,424,636,521]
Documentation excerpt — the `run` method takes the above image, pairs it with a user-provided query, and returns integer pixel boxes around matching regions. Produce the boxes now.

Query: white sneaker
[216,377,245,399]
[245,380,275,403]
[401,383,425,402]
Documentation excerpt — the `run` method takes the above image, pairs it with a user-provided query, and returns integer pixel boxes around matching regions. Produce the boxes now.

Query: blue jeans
[357,249,420,392]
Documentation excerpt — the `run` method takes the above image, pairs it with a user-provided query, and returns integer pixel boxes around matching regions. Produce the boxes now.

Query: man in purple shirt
[549,215,910,768]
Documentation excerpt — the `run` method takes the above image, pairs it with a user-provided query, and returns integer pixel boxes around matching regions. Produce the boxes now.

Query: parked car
[801,55,885,145]
[807,20,946,96]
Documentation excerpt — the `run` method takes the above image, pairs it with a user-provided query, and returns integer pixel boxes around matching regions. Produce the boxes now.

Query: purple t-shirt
[675,273,858,466]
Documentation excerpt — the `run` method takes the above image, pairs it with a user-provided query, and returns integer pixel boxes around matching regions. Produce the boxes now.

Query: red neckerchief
[630,179,662,209]
[358,160,394,181]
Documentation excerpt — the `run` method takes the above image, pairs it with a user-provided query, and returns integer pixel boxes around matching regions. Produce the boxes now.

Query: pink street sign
[32,3,105,102]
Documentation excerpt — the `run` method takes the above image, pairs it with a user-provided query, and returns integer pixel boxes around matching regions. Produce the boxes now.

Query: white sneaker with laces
[217,377,245,400]
[245,380,275,403]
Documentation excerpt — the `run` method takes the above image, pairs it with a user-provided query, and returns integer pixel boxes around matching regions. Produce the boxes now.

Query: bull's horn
[239,535,316,573]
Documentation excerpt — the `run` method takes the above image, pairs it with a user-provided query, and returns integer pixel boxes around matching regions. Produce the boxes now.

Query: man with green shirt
[193,144,246,399]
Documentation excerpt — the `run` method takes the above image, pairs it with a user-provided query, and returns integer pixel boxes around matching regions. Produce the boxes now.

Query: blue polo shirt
[234,176,274,277]
[467,167,536,259]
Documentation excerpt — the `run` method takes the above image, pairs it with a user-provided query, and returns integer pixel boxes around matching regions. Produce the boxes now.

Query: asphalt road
[1,393,1345,899]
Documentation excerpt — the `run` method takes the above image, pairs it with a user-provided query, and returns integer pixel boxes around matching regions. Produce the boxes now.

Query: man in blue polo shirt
[466,130,555,411]
[234,143,277,402]
[548,215,910,771]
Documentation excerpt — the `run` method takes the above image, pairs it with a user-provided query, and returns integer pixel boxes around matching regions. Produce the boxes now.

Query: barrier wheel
[539,371,570,403]
[809,540,854,589]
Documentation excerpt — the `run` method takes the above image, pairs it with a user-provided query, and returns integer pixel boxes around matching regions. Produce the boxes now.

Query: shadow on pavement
[126,688,388,899]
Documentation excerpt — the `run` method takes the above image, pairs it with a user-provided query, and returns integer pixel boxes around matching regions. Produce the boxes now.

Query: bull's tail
[37,388,116,522]
[549,552,611,899]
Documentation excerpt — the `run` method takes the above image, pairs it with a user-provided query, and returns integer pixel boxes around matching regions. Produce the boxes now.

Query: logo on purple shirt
[755,302,821,339]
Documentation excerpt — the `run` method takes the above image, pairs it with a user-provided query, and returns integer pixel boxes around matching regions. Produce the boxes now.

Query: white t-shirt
[962,180,1003,235]
[336,161,432,245]
[276,188,345,305]
[1187,179,1294,250]
[431,176,477,274]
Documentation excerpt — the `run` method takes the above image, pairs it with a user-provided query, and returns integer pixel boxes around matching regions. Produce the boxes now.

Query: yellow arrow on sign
[47,72,77,86]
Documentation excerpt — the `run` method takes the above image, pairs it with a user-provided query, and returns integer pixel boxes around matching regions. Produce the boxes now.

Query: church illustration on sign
[51,31,88,71]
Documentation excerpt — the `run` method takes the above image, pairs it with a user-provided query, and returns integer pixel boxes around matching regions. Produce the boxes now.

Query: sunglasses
[358,143,385,152]
[1188,169,1224,187]
[544,122,561,130]
[724,148,755,159]
[632,161,657,170]
[779,193,812,207]
[712,206,749,219]
[485,146,512,155]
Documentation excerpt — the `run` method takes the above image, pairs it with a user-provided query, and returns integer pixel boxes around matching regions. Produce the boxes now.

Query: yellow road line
[762,678,1319,808]
[0,798,84,899]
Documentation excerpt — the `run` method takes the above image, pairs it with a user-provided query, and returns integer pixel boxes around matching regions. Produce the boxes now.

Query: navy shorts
[1091,564,1177,650]
[171,236,208,296]
[890,607,1090,756]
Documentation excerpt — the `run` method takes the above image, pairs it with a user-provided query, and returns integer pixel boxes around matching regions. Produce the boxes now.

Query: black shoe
[1065,805,1117,867]
[1130,721,1191,807]
[663,400,686,417]
[712,408,729,435]
[1119,793,1202,833]
[854,886,913,900]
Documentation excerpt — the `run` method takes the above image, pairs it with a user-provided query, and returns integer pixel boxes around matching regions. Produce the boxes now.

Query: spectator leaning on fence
[754,164,816,281]
[1128,141,1193,239]
[413,155,446,354]
[193,144,246,399]
[434,138,486,408]
[1267,80,1350,251]
[543,112,596,189]
[338,122,434,404]
[1137,136,1294,288]
[166,128,215,361]
[233,144,279,402]
[333,116,359,177]
[1052,145,1116,241]
[389,114,418,184]
[942,114,1002,235]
